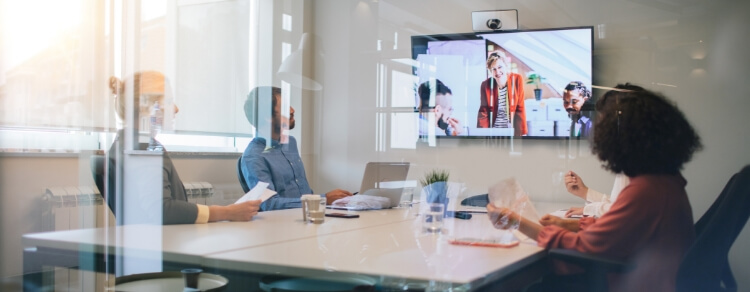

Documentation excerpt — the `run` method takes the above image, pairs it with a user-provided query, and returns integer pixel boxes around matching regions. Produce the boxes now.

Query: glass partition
[2,0,749,291]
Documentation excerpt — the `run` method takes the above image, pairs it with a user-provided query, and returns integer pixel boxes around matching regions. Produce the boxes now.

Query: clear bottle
[147,101,164,151]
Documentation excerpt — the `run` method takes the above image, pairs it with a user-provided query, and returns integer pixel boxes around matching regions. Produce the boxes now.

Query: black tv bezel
[410,26,595,140]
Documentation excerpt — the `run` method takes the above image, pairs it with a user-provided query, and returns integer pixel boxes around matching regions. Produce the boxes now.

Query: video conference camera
[472,10,518,32]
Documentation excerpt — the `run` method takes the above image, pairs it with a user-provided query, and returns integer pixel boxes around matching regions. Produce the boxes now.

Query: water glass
[423,203,444,233]
[305,195,325,224]
[398,188,414,208]
[300,195,311,222]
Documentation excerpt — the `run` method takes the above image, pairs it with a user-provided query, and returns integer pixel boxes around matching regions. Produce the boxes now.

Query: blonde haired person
[477,50,527,136]
[108,71,260,224]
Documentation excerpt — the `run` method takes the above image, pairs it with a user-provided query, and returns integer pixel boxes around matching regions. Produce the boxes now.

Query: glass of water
[423,203,444,233]
[398,188,414,208]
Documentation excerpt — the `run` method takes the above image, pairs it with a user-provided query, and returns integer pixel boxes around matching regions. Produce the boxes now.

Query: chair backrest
[676,165,750,292]
[90,154,116,215]
[237,157,251,193]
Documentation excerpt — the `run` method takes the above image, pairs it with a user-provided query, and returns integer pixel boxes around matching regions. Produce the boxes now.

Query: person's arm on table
[261,196,301,210]
[242,156,301,211]
[325,189,353,205]
[261,189,351,209]
[565,207,583,217]
[540,214,581,232]
[536,182,666,263]
[582,201,613,218]
[487,204,543,239]
[206,200,261,222]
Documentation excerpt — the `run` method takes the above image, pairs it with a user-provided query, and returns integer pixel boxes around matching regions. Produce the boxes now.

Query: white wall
[310,0,750,289]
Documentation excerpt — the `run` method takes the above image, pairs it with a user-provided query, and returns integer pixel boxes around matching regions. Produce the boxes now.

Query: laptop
[330,162,411,210]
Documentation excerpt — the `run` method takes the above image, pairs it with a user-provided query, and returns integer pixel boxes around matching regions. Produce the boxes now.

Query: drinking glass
[422,203,444,233]
[398,188,414,208]
[306,195,325,224]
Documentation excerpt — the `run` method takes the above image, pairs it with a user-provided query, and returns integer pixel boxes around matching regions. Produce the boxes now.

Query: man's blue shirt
[241,136,313,211]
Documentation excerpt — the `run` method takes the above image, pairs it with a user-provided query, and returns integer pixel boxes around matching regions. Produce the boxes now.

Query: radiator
[42,182,214,230]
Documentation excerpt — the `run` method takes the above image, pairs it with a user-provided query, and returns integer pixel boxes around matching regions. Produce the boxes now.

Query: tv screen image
[410,26,594,139]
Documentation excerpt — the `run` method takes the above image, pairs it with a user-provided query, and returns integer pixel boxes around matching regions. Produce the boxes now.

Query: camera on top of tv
[472,10,518,32]
[486,19,503,30]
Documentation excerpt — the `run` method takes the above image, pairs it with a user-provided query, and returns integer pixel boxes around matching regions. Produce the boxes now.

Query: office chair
[237,157,251,193]
[546,165,750,292]
[676,165,750,292]
[460,194,489,207]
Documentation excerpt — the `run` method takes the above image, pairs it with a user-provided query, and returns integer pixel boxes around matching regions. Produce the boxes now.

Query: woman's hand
[565,207,584,217]
[539,214,581,232]
[486,204,520,230]
[210,200,261,222]
[539,214,562,226]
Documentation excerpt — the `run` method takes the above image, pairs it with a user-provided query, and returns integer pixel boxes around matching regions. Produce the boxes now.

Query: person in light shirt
[538,171,630,231]
[108,71,260,224]
[563,171,630,218]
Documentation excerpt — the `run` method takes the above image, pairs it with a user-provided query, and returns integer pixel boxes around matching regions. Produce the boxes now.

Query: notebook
[330,162,411,210]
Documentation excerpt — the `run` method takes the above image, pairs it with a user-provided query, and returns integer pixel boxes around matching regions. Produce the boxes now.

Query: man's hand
[486,204,520,230]
[565,207,583,217]
[447,117,462,136]
[564,170,588,199]
[325,189,353,205]
[210,200,260,222]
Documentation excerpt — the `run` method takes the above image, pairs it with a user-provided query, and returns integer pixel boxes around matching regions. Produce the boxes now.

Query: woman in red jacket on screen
[487,83,702,292]
[477,50,527,136]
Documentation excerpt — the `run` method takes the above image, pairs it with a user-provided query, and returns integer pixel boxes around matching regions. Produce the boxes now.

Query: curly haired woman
[487,83,702,292]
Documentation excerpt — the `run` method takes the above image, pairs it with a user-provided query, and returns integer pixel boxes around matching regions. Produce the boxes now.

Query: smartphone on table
[325,213,360,218]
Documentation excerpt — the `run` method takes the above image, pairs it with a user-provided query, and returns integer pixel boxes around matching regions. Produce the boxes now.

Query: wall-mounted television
[411,26,594,139]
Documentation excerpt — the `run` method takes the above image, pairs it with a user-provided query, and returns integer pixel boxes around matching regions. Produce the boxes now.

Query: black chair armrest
[548,248,635,273]
[460,194,489,207]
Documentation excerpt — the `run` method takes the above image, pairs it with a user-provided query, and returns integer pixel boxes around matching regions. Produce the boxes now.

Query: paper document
[235,182,276,204]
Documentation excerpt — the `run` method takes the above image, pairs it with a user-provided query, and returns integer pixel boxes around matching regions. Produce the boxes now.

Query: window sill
[0,149,240,158]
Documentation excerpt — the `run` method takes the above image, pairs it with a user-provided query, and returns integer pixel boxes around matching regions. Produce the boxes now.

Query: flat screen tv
[411,26,594,139]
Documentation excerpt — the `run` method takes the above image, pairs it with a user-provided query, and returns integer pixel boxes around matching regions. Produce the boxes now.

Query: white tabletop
[23,208,417,264]
[24,206,553,289]
[203,209,545,289]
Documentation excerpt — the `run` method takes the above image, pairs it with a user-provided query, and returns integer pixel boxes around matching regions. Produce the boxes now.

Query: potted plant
[526,72,546,101]
[419,169,450,205]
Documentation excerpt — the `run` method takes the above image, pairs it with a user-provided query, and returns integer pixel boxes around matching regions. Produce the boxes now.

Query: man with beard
[563,81,593,137]
[241,86,352,211]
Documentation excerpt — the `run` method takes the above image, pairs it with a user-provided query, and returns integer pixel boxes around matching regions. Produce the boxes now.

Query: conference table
[22,204,563,291]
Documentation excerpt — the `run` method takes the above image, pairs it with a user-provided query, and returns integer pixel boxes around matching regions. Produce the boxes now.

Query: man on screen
[477,51,527,136]
[563,81,593,137]
[241,86,352,211]
[418,79,465,137]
